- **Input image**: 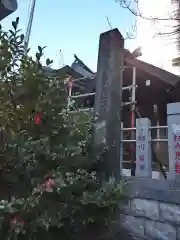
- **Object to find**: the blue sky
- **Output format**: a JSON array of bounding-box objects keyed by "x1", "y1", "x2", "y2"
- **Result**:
[{"x1": 1, "y1": 0, "x2": 136, "y2": 71}]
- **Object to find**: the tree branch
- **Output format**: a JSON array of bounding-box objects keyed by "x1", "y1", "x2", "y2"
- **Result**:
[{"x1": 115, "y1": 0, "x2": 180, "y2": 21}]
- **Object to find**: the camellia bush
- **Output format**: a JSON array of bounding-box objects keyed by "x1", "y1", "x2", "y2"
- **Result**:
[{"x1": 0, "y1": 18, "x2": 127, "y2": 240}]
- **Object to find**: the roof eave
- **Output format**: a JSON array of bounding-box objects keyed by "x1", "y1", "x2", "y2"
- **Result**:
[{"x1": 125, "y1": 57, "x2": 180, "y2": 86}]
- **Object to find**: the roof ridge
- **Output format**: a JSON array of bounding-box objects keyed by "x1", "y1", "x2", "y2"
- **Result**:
[{"x1": 73, "y1": 54, "x2": 94, "y2": 74}]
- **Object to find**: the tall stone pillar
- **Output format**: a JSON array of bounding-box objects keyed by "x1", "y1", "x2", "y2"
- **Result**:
[{"x1": 93, "y1": 28, "x2": 124, "y2": 182}]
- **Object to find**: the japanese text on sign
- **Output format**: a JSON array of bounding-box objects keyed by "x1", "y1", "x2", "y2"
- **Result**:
[
  {"x1": 172, "y1": 124, "x2": 180, "y2": 133},
  {"x1": 136, "y1": 132, "x2": 145, "y2": 171},
  {"x1": 173, "y1": 133, "x2": 180, "y2": 174},
  {"x1": 136, "y1": 118, "x2": 152, "y2": 177}
]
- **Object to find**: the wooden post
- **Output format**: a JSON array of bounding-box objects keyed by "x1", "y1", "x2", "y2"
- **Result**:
[{"x1": 93, "y1": 29, "x2": 124, "y2": 182}]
